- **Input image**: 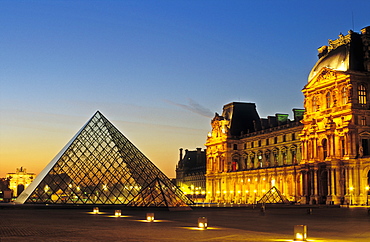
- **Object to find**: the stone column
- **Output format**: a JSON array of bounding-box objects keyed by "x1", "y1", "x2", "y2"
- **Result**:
[
  {"x1": 301, "y1": 170, "x2": 308, "y2": 204},
  {"x1": 327, "y1": 168, "x2": 332, "y2": 196},
  {"x1": 331, "y1": 168, "x2": 337, "y2": 199},
  {"x1": 331, "y1": 134, "x2": 336, "y2": 158},
  {"x1": 310, "y1": 167, "x2": 319, "y2": 204},
  {"x1": 328, "y1": 134, "x2": 332, "y2": 158},
  {"x1": 347, "y1": 132, "x2": 353, "y2": 157},
  {"x1": 303, "y1": 140, "x2": 307, "y2": 160}
]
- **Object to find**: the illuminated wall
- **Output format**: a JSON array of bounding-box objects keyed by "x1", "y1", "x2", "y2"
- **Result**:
[
  {"x1": 300, "y1": 27, "x2": 370, "y2": 205},
  {"x1": 205, "y1": 102, "x2": 303, "y2": 203},
  {"x1": 205, "y1": 26, "x2": 370, "y2": 205}
]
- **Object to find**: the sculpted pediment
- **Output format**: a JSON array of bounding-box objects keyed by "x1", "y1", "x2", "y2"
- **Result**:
[
  {"x1": 359, "y1": 131, "x2": 370, "y2": 137},
  {"x1": 304, "y1": 67, "x2": 339, "y2": 89}
]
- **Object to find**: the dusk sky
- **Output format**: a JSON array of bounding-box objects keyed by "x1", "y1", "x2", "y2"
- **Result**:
[{"x1": 1, "y1": 1, "x2": 369, "y2": 178}]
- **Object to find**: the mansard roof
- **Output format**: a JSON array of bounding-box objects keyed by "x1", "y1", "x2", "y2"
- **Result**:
[
  {"x1": 219, "y1": 102, "x2": 303, "y2": 137},
  {"x1": 177, "y1": 148, "x2": 206, "y2": 174},
  {"x1": 222, "y1": 102, "x2": 261, "y2": 136}
]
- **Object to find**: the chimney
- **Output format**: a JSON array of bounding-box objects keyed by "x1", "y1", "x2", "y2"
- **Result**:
[
  {"x1": 179, "y1": 148, "x2": 183, "y2": 161},
  {"x1": 293, "y1": 108, "x2": 305, "y2": 121},
  {"x1": 196, "y1": 148, "x2": 202, "y2": 165}
]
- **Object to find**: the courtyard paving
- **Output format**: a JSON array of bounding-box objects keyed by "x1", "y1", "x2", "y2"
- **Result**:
[{"x1": 0, "y1": 204, "x2": 369, "y2": 241}]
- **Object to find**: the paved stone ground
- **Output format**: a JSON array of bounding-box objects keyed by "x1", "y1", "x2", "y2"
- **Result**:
[{"x1": 0, "y1": 205, "x2": 370, "y2": 241}]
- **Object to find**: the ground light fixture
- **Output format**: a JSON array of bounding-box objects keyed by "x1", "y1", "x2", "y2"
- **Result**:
[
  {"x1": 293, "y1": 225, "x2": 307, "y2": 241},
  {"x1": 93, "y1": 207, "x2": 99, "y2": 214},
  {"x1": 146, "y1": 213, "x2": 154, "y2": 222},
  {"x1": 114, "y1": 210, "x2": 121, "y2": 217},
  {"x1": 198, "y1": 217, "x2": 208, "y2": 229}
]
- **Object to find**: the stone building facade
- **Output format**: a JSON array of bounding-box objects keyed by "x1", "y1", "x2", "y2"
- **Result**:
[
  {"x1": 205, "y1": 103, "x2": 304, "y2": 204},
  {"x1": 176, "y1": 148, "x2": 206, "y2": 202},
  {"x1": 205, "y1": 26, "x2": 370, "y2": 205}
]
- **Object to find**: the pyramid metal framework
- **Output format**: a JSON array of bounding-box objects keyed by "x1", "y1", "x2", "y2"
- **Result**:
[
  {"x1": 15, "y1": 111, "x2": 193, "y2": 208},
  {"x1": 257, "y1": 186, "x2": 290, "y2": 204}
]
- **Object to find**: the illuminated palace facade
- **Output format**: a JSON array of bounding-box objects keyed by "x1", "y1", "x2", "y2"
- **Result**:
[{"x1": 205, "y1": 26, "x2": 370, "y2": 205}]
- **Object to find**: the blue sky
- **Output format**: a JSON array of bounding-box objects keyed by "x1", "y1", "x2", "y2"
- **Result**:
[{"x1": 1, "y1": 1, "x2": 369, "y2": 177}]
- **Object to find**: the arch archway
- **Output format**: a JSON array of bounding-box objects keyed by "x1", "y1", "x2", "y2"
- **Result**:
[
  {"x1": 17, "y1": 184, "x2": 25, "y2": 196},
  {"x1": 318, "y1": 165, "x2": 328, "y2": 204}
]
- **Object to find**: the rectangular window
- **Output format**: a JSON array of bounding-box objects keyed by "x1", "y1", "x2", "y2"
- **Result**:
[
  {"x1": 266, "y1": 139, "x2": 269, "y2": 145},
  {"x1": 361, "y1": 116, "x2": 367, "y2": 126},
  {"x1": 251, "y1": 142, "x2": 254, "y2": 148},
  {"x1": 358, "y1": 84, "x2": 367, "y2": 106},
  {"x1": 362, "y1": 139, "x2": 370, "y2": 156}
]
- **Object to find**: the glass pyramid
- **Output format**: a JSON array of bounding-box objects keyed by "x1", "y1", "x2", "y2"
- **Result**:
[
  {"x1": 15, "y1": 111, "x2": 193, "y2": 208},
  {"x1": 257, "y1": 186, "x2": 290, "y2": 204}
]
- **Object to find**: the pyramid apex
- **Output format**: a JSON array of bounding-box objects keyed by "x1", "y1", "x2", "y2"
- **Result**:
[{"x1": 92, "y1": 110, "x2": 104, "y2": 118}]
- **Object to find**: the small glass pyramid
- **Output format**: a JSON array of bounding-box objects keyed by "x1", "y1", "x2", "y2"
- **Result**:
[
  {"x1": 15, "y1": 111, "x2": 193, "y2": 208},
  {"x1": 257, "y1": 186, "x2": 290, "y2": 204}
]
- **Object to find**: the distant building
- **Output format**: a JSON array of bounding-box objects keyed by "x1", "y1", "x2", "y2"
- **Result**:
[
  {"x1": 6, "y1": 167, "x2": 35, "y2": 197},
  {"x1": 0, "y1": 178, "x2": 11, "y2": 201},
  {"x1": 205, "y1": 26, "x2": 370, "y2": 205},
  {"x1": 176, "y1": 148, "x2": 206, "y2": 201}
]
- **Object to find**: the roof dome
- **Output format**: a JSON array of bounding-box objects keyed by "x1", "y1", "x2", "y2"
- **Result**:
[
  {"x1": 307, "y1": 27, "x2": 370, "y2": 83},
  {"x1": 308, "y1": 44, "x2": 349, "y2": 82}
]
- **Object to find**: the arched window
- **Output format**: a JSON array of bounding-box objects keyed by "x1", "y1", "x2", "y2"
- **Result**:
[
  {"x1": 249, "y1": 153, "x2": 255, "y2": 169},
  {"x1": 257, "y1": 152, "x2": 263, "y2": 168},
  {"x1": 322, "y1": 139, "x2": 328, "y2": 160},
  {"x1": 291, "y1": 146, "x2": 297, "y2": 164},
  {"x1": 219, "y1": 156, "x2": 224, "y2": 172},
  {"x1": 342, "y1": 87, "x2": 348, "y2": 105},
  {"x1": 265, "y1": 150, "x2": 270, "y2": 167},
  {"x1": 272, "y1": 148, "x2": 279, "y2": 166},
  {"x1": 326, "y1": 92, "x2": 331, "y2": 108},
  {"x1": 312, "y1": 96, "x2": 318, "y2": 112},
  {"x1": 232, "y1": 159, "x2": 238, "y2": 171},
  {"x1": 358, "y1": 84, "x2": 367, "y2": 106},
  {"x1": 281, "y1": 147, "x2": 287, "y2": 165},
  {"x1": 244, "y1": 156, "x2": 248, "y2": 170}
]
